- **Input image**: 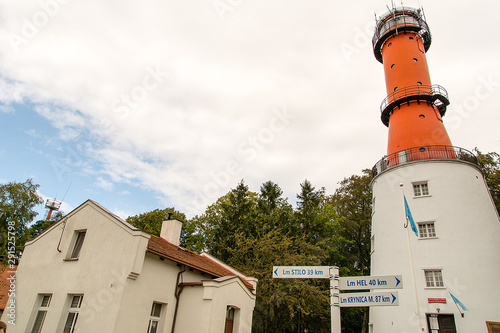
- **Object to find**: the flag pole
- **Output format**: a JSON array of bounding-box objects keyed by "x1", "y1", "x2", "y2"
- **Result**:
[{"x1": 399, "y1": 184, "x2": 424, "y2": 332}]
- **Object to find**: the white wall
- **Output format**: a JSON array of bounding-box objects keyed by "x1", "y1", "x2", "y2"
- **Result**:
[
  {"x1": 10, "y1": 201, "x2": 150, "y2": 333},
  {"x1": 9, "y1": 200, "x2": 257, "y2": 333},
  {"x1": 175, "y1": 277, "x2": 256, "y2": 333},
  {"x1": 370, "y1": 160, "x2": 500, "y2": 332}
]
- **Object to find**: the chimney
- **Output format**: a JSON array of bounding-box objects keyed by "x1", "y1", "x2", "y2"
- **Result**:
[{"x1": 160, "y1": 216, "x2": 183, "y2": 246}]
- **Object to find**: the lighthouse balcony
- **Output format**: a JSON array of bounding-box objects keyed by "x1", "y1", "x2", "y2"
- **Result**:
[
  {"x1": 371, "y1": 145, "x2": 478, "y2": 177},
  {"x1": 380, "y1": 84, "x2": 449, "y2": 126},
  {"x1": 373, "y1": 7, "x2": 431, "y2": 63}
]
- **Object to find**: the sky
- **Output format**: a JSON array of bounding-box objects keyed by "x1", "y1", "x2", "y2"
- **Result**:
[{"x1": 0, "y1": 0, "x2": 499, "y2": 220}]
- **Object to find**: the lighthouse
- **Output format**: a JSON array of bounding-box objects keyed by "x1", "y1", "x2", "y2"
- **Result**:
[{"x1": 369, "y1": 6, "x2": 500, "y2": 333}]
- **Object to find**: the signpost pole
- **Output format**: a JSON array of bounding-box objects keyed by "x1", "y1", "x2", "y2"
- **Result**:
[{"x1": 330, "y1": 267, "x2": 341, "y2": 333}]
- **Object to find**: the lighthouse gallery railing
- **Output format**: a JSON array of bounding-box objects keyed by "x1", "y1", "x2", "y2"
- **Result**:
[{"x1": 371, "y1": 145, "x2": 478, "y2": 177}]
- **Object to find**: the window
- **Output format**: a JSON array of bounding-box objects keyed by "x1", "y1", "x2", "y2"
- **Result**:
[
  {"x1": 418, "y1": 222, "x2": 436, "y2": 238},
  {"x1": 424, "y1": 270, "x2": 444, "y2": 288},
  {"x1": 63, "y1": 295, "x2": 83, "y2": 333},
  {"x1": 413, "y1": 182, "x2": 429, "y2": 196},
  {"x1": 224, "y1": 306, "x2": 235, "y2": 333},
  {"x1": 147, "y1": 302, "x2": 162, "y2": 333},
  {"x1": 69, "y1": 230, "x2": 86, "y2": 259},
  {"x1": 31, "y1": 294, "x2": 52, "y2": 333}
]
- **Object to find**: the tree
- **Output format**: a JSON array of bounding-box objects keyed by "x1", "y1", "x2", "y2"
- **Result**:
[
  {"x1": 29, "y1": 210, "x2": 64, "y2": 239},
  {"x1": 189, "y1": 180, "x2": 258, "y2": 262},
  {"x1": 475, "y1": 149, "x2": 500, "y2": 215},
  {"x1": 327, "y1": 169, "x2": 373, "y2": 333},
  {"x1": 227, "y1": 230, "x2": 329, "y2": 333},
  {"x1": 0, "y1": 179, "x2": 43, "y2": 264},
  {"x1": 126, "y1": 208, "x2": 186, "y2": 236}
]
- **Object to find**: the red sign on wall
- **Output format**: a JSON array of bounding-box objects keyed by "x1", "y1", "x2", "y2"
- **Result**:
[{"x1": 428, "y1": 298, "x2": 447, "y2": 304}]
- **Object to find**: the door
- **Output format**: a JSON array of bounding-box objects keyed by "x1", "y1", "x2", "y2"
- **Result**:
[
  {"x1": 224, "y1": 307, "x2": 235, "y2": 333},
  {"x1": 427, "y1": 314, "x2": 457, "y2": 333},
  {"x1": 438, "y1": 314, "x2": 457, "y2": 333}
]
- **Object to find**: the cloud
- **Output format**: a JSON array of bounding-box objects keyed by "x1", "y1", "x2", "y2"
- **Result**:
[
  {"x1": 95, "y1": 177, "x2": 114, "y2": 192},
  {"x1": 0, "y1": 105, "x2": 15, "y2": 113},
  {"x1": 1, "y1": 0, "x2": 499, "y2": 216}
]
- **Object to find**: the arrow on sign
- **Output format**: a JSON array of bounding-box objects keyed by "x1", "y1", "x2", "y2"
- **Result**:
[
  {"x1": 274, "y1": 268, "x2": 278, "y2": 276},
  {"x1": 391, "y1": 293, "x2": 397, "y2": 304},
  {"x1": 395, "y1": 277, "x2": 401, "y2": 287}
]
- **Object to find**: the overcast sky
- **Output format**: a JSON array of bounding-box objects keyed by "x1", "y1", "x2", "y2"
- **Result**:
[{"x1": 1, "y1": 0, "x2": 499, "y2": 219}]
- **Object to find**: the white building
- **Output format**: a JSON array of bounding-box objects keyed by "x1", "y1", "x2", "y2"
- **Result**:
[
  {"x1": 369, "y1": 6, "x2": 500, "y2": 333},
  {"x1": 6, "y1": 200, "x2": 257, "y2": 333}
]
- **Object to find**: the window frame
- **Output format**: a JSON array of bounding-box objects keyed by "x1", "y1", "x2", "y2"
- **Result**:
[
  {"x1": 424, "y1": 269, "x2": 444, "y2": 288},
  {"x1": 418, "y1": 221, "x2": 437, "y2": 239},
  {"x1": 63, "y1": 294, "x2": 83, "y2": 333},
  {"x1": 31, "y1": 294, "x2": 52, "y2": 333},
  {"x1": 66, "y1": 230, "x2": 87, "y2": 260},
  {"x1": 147, "y1": 302, "x2": 163, "y2": 333},
  {"x1": 412, "y1": 181, "x2": 430, "y2": 197}
]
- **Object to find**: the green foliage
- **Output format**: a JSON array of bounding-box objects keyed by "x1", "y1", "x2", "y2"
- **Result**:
[
  {"x1": 188, "y1": 179, "x2": 348, "y2": 332},
  {"x1": 327, "y1": 169, "x2": 372, "y2": 276},
  {"x1": 125, "y1": 208, "x2": 186, "y2": 236},
  {"x1": 475, "y1": 148, "x2": 500, "y2": 215},
  {"x1": 29, "y1": 211, "x2": 64, "y2": 239},
  {"x1": 327, "y1": 169, "x2": 372, "y2": 333},
  {"x1": 0, "y1": 178, "x2": 43, "y2": 263}
]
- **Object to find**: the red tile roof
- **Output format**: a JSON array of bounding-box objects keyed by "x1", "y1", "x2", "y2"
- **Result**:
[
  {"x1": 0, "y1": 265, "x2": 17, "y2": 311},
  {"x1": 147, "y1": 235, "x2": 254, "y2": 290}
]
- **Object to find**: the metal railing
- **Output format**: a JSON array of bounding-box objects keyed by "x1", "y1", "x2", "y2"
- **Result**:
[
  {"x1": 372, "y1": 7, "x2": 431, "y2": 63},
  {"x1": 372, "y1": 145, "x2": 478, "y2": 177},
  {"x1": 380, "y1": 84, "x2": 449, "y2": 126}
]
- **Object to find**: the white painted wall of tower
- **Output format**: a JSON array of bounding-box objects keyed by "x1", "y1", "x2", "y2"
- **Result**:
[{"x1": 370, "y1": 159, "x2": 500, "y2": 332}]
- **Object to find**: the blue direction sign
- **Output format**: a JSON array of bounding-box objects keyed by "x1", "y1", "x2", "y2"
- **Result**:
[
  {"x1": 273, "y1": 266, "x2": 331, "y2": 279},
  {"x1": 338, "y1": 291, "x2": 399, "y2": 307},
  {"x1": 339, "y1": 275, "x2": 403, "y2": 290}
]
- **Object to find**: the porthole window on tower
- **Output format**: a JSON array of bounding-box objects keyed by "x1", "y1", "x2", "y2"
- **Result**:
[
  {"x1": 417, "y1": 81, "x2": 422, "y2": 85},
  {"x1": 394, "y1": 87, "x2": 398, "y2": 91},
  {"x1": 413, "y1": 181, "x2": 429, "y2": 196},
  {"x1": 391, "y1": 64, "x2": 395, "y2": 68},
  {"x1": 413, "y1": 58, "x2": 418, "y2": 62},
  {"x1": 409, "y1": 36, "x2": 414, "y2": 40},
  {"x1": 388, "y1": 42, "x2": 392, "y2": 47}
]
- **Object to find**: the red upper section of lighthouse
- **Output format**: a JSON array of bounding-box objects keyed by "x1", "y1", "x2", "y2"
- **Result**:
[{"x1": 372, "y1": 7, "x2": 453, "y2": 157}]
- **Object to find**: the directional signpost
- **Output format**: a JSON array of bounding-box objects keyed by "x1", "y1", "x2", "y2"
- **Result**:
[
  {"x1": 339, "y1": 275, "x2": 403, "y2": 290},
  {"x1": 273, "y1": 266, "x2": 403, "y2": 332},
  {"x1": 338, "y1": 291, "x2": 399, "y2": 307},
  {"x1": 273, "y1": 266, "x2": 330, "y2": 279},
  {"x1": 273, "y1": 266, "x2": 341, "y2": 333}
]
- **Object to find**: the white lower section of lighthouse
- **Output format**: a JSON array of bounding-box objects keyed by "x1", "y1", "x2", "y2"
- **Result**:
[{"x1": 369, "y1": 159, "x2": 500, "y2": 332}]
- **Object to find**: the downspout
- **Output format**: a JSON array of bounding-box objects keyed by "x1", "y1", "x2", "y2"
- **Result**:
[
  {"x1": 56, "y1": 218, "x2": 67, "y2": 252},
  {"x1": 171, "y1": 265, "x2": 186, "y2": 333}
]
